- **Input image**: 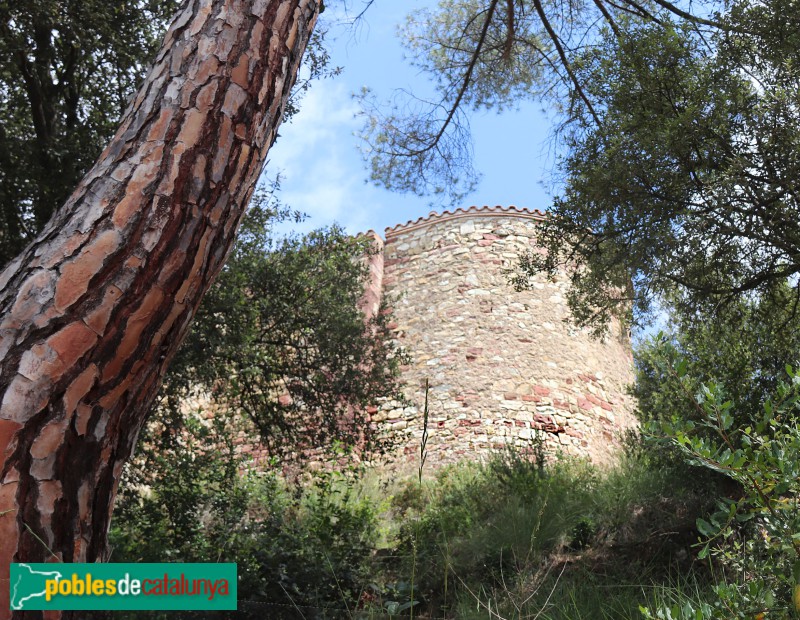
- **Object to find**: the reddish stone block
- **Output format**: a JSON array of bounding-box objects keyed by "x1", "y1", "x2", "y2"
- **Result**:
[
  {"x1": 533, "y1": 385, "x2": 550, "y2": 396},
  {"x1": 578, "y1": 397, "x2": 593, "y2": 411},
  {"x1": 458, "y1": 419, "x2": 481, "y2": 427},
  {"x1": 433, "y1": 244, "x2": 460, "y2": 253},
  {"x1": 466, "y1": 347, "x2": 482, "y2": 362}
]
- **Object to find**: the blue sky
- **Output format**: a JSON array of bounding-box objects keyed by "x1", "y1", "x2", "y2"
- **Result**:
[{"x1": 264, "y1": 0, "x2": 561, "y2": 237}]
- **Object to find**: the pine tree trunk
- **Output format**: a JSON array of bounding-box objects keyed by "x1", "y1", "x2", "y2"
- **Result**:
[{"x1": 0, "y1": 0, "x2": 319, "y2": 615}]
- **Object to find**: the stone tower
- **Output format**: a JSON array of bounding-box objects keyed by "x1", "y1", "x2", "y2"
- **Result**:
[{"x1": 362, "y1": 206, "x2": 636, "y2": 467}]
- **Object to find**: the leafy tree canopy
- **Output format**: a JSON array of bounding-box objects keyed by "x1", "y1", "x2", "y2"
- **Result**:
[
  {"x1": 358, "y1": 0, "x2": 721, "y2": 204},
  {"x1": 0, "y1": 0, "x2": 180, "y2": 266},
  {"x1": 0, "y1": 0, "x2": 336, "y2": 268},
  {"x1": 524, "y1": 0, "x2": 800, "y2": 329},
  {"x1": 635, "y1": 283, "x2": 800, "y2": 444},
  {"x1": 361, "y1": 0, "x2": 799, "y2": 330},
  {"x1": 156, "y1": 193, "x2": 404, "y2": 462}
]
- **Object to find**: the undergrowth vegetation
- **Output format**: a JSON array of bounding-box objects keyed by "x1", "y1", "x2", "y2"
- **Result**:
[
  {"x1": 108, "y1": 331, "x2": 800, "y2": 619},
  {"x1": 109, "y1": 428, "x2": 719, "y2": 619},
  {"x1": 384, "y1": 448, "x2": 711, "y2": 619}
]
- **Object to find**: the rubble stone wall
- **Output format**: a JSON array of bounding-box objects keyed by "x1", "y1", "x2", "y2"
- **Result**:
[{"x1": 368, "y1": 206, "x2": 637, "y2": 467}]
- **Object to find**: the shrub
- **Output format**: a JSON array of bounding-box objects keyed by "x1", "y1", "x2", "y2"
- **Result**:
[
  {"x1": 641, "y1": 339, "x2": 800, "y2": 618},
  {"x1": 110, "y1": 418, "x2": 380, "y2": 619}
]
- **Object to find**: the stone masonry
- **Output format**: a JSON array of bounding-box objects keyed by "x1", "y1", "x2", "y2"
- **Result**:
[{"x1": 362, "y1": 206, "x2": 637, "y2": 467}]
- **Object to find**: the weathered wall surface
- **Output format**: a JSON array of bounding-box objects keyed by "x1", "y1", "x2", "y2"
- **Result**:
[{"x1": 368, "y1": 206, "x2": 636, "y2": 467}]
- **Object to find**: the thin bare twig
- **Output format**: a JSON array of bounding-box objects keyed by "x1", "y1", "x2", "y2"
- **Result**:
[
  {"x1": 401, "y1": 0, "x2": 502, "y2": 157},
  {"x1": 531, "y1": 0, "x2": 602, "y2": 127}
]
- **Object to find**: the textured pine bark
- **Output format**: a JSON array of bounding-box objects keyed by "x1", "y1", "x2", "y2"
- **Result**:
[{"x1": 0, "y1": 0, "x2": 319, "y2": 615}]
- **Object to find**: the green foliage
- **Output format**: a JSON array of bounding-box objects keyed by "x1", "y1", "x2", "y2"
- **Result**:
[
  {"x1": 389, "y1": 448, "x2": 703, "y2": 617},
  {"x1": 519, "y1": 0, "x2": 800, "y2": 330},
  {"x1": 640, "y1": 339, "x2": 800, "y2": 618},
  {"x1": 112, "y1": 424, "x2": 380, "y2": 619},
  {"x1": 464, "y1": 571, "x2": 709, "y2": 620},
  {"x1": 403, "y1": 0, "x2": 547, "y2": 113},
  {"x1": 112, "y1": 412, "x2": 719, "y2": 620},
  {"x1": 111, "y1": 412, "x2": 251, "y2": 566},
  {"x1": 357, "y1": 0, "x2": 551, "y2": 201},
  {"x1": 358, "y1": 0, "x2": 724, "y2": 206},
  {"x1": 0, "y1": 0, "x2": 336, "y2": 269},
  {"x1": 159, "y1": 191, "x2": 405, "y2": 462},
  {"x1": 108, "y1": 185, "x2": 406, "y2": 612},
  {"x1": 0, "y1": 0, "x2": 180, "y2": 266},
  {"x1": 110, "y1": 185, "x2": 403, "y2": 615},
  {"x1": 357, "y1": 0, "x2": 800, "y2": 333},
  {"x1": 635, "y1": 288, "x2": 800, "y2": 461},
  {"x1": 226, "y1": 471, "x2": 379, "y2": 619}
]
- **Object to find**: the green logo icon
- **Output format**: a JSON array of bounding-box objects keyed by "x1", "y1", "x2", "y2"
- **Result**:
[{"x1": 9, "y1": 563, "x2": 237, "y2": 611}]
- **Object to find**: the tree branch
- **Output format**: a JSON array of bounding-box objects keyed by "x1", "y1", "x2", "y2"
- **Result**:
[
  {"x1": 401, "y1": 0, "x2": 502, "y2": 158},
  {"x1": 531, "y1": 0, "x2": 602, "y2": 127}
]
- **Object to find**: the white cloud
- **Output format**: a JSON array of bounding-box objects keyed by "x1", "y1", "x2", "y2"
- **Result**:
[{"x1": 263, "y1": 80, "x2": 375, "y2": 234}]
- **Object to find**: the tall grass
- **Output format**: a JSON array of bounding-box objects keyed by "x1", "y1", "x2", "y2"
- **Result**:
[
  {"x1": 380, "y1": 448, "x2": 712, "y2": 618},
  {"x1": 111, "y1": 443, "x2": 715, "y2": 619}
]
